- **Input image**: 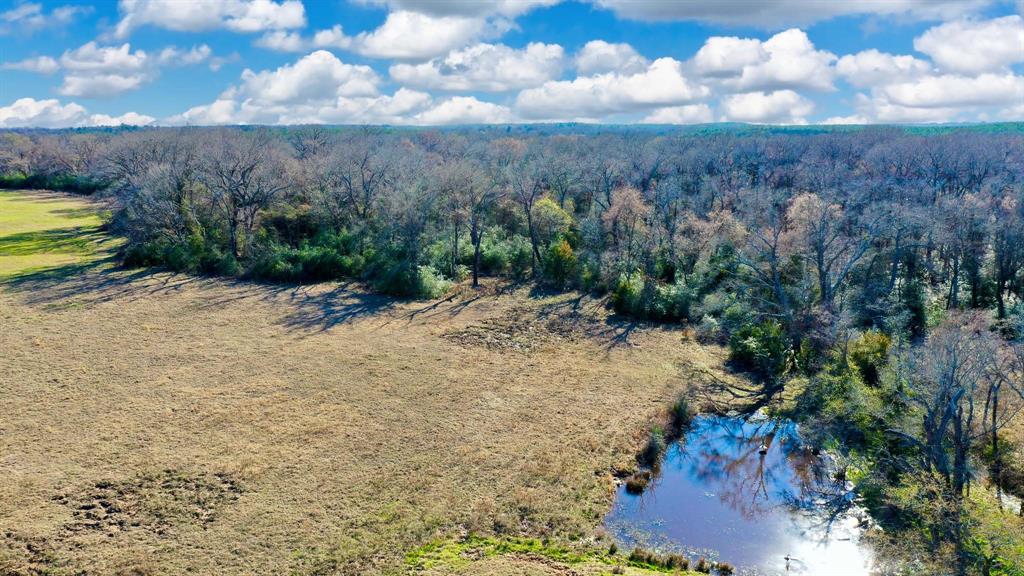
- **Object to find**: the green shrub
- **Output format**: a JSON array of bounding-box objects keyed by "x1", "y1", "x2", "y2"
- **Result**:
[
  {"x1": 123, "y1": 235, "x2": 234, "y2": 276},
  {"x1": 728, "y1": 320, "x2": 790, "y2": 379},
  {"x1": 542, "y1": 238, "x2": 577, "y2": 288},
  {"x1": 795, "y1": 370, "x2": 881, "y2": 450},
  {"x1": 793, "y1": 337, "x2": 819, "y2": 375},
  {"x1": 530, "y1": 197, "x2": 573, "y2": 249},
  {"x1": 248, "y1": 244, "x2": 356, "y2": 283},
  {"x1": 416, "y1": 265, "x2": 453, "y2": 299},
  {"x1": 612, "y1": 271, "x2": 645, "y2": 316},
  {"x1": 202, "y1": 249, "x2": 240, "y2": 276},
  {"x1": 262, "y1": 205, "x2": 323, "y2": 247},
  {"x1": 671, "y1": 394, "x2": 694, "y2": 433},
  {"x1": 666, "y1": 554, "x2": 688, "y2": 570},
  {"x1": 0, "y1": 172, "x2": 108, "y2": 195},
  {"x1": 479, "y1": 232, "x2": 532, "y2": 279},
  {"x1": 628, "y1": 547, "x2": 660, "y2": 566},
  {"x1": 577, "y1": 259, "x2": 600, "y2": 292},
  {"x1": 611, "y1": 272, "x2": 692, "y2": 322},
  {"x1": 900, "y1": 279, "x2": 928, "y2": 339},
  {"x1": 639, "y1": 426, "x2": 667, "y2": 468},
  {"x1": 720, "y1": 301, "x2": 753, "y2": 334},
  {"x1": 122, "y1": 241, "x2": 166, "y2": 269},
  {"x1": 693, "y1": 315, "x2": 721, "y2": 343},
  {"x1": 651, "y1": 279, "x2": 692, "y2": 321},
  {"x1": 423, "y1": 238, "x2": 474, "y2": 277},
  {"x1": 624, "y1": 470, "x2": 652, "y2": 494},
  {"x1": 848, "y1": 330, "x2": 891, "y2": 386},
  {"x1": 369, "y1": 258, "x2": 418, "y2": 297}
]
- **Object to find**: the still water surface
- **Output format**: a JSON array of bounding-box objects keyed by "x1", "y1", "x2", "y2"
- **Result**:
[{"x1": 605, "y1": 415, "x2": 874, "y2": 576}]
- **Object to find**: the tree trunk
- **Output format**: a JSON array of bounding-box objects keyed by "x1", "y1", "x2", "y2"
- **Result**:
[
  {"x1": 525, "y1": 208, "x2": 542, "y2": 277},
  {"x1": 228, "y1": 212, "x2": 240, "y2": 259},
  {"x1": 817, "y1": 248, "x2": 831, "y2": 311},
  {"x1": 470, "y1": 217, "x2": 482, "y2": 288},
  {"x1": 948, "y1": 256, "x2": 960, "y2": 309},
  {"x1": 997, "y1": 278, "x2": 1007, "y2": 319},
  {"x1": 451, "y1": 219, "x2": 460, "y2": 278},
  {"x1": 992, "y1": 389, "x2": 1002, "y2": 505}
]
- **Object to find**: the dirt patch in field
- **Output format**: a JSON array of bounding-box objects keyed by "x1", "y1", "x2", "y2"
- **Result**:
[
  {"x1": 0, "y1": 531, "x2": 64, "y2": 576},
  {"x1": 55, "y1": 470, "x2": 242, "y2": 537}
]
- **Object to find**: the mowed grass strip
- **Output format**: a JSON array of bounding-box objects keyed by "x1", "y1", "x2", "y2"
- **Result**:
[{"x1": 0, "y1": 190, "x2": 120, "y2": 279}]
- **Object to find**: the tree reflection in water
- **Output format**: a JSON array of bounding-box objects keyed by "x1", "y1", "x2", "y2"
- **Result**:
[{"x1": 605, "y1": 415, "x2": 872, "y2": 575}]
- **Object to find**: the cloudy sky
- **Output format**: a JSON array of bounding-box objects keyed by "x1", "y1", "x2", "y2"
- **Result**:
[{"x1": 0, "y1": 0, "x2": 1022, "y2": 127}]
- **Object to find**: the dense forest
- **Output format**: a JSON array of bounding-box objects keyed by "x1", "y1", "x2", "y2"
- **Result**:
[{"x1": 2, "y1": 125, "x2": 1023, "y2": 574}]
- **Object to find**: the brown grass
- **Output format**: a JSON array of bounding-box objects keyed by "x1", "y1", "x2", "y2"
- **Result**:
[{"x1": 0, "y1": 253, "x2": 740, "y2": 574}]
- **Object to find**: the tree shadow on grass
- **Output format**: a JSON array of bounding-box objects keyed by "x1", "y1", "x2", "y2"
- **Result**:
[
  {"x1": 396, "y1": 291, "x2": 483, "y2": 325},
  {"x1": 531, "y1": 290, "x2": 644, "y2": 351},
  {"x1": 0, "y1": 226, "x2": 107, "y2": 256},
  {"x1": 274, "y1": 282, "x2": 399, "y2": 333},
  {"x1": 4, "y1": 256, "x2": 404, "y2": 335},
  {"x1": 49, "y1": 207, "x2": 103, "y2": 219},
  {"x1": 2, "y1": 258, "x2": 191, "y2": 307}
]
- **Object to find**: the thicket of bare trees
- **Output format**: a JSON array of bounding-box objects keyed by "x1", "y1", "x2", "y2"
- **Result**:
[{"x1": 2, "y1": 125, "x2": 1023, "y2": 572}]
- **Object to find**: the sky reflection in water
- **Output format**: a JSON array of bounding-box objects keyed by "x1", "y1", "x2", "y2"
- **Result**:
[{"x1": 605, "y1": 415, "x2": 874, "y2": 576}]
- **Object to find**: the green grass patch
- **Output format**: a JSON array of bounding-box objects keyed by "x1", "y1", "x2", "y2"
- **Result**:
[
  {"x1": 405, "y1": 535, "x2": 703, "y2": 574},
  {"x1": 0, "y1": 190, "x2": 120, "y2": 279}
]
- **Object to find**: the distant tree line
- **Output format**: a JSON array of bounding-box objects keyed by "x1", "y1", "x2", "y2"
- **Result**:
[{"x1": 2, "y1": 125, "x2": 1023, "y2": 573}]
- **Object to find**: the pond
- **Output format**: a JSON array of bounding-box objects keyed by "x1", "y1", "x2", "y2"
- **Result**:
[{"x1": 605, "y1": 414, "x2": 875, "y2": 576}]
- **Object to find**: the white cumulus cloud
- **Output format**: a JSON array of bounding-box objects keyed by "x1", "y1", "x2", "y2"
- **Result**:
[
  {"x1": 0, "y1": 97, "x2": 86, "y2": 128},
  {"x1": 353, "y1": 11, "x2": 499, "y2": 59},
  {"x1": 694, "y1": 29, "x2": 836, "y2": 91},
  {"x1": 913, "y1": 15, "x2": 1024, "y2": 74},
  {"x1": 574, "y1": 40, "x2": 648, "y2": 75},
  {"x1": 590, "y1": 0, "x2": 992, "y2": 27},
  {"x1": 86, "y1": 111, "x2": 157, "y2": 126},
  {"x1": 59, "y1": 74, "x2": 149, "y2": 98},
  {"x1": 113, "y1": 0, "x2": 305, "y2": 38},
  {"x1": 877, "y1": 73, "x2": 1024, "y2": 109},
  {"x1": 0, "y1": 97, "x2": 153, "y2": 128},
  {"x1": 841, "y1": 93, "x2": 961, "y2": 123},
  {"x1": 515, "y1": 57, "x2": 709, "y2": 120},
  {"x1": 720, "y1": 90, "x2": 814, "y2": 124},
  {"x1": 642, "y1": 104, "x2": 714, "y2": 124},
  {"x1": 836, "y1": 49, "x2": 932, "y2": 87},
  {"x1": 411, "y1": 96, "x2": 513, "y2": 124},
  {"x1": 693, "y1": 37, "x2": 765, "y2": 76},
  {"x1": 256, "y1": 11, "x2": 506, "y2": 60},
  {"x1": 0, "y1": 2, "x2": 90, "y2": 35},
  {"x1": 168, "y1": 50, "x2": 512, "y2": 125},
  {"x1": 230, "y1": 50, "x2": 380, "y2": 106},
  {"x1": 255, "y1": 25, "x2": 352, "y2": 52},
  {"x1": 157, "y1": 45, "x2": 213, "y2": 66},
  {"x1": 0, "y1": 55, "x2": 60, "y2": 74},
  {"x1": 353, "y1": 0, "x2": 558, "y2": 18},
  {"x1": 52, "y1": 41, "x2": 214, "y2": 98},
  {"x1": 60, "y1": 41, "x2": 149, "y2": 73},
  {"x1": 389, "y1": 42, "x2": 564, "y2": 91}
]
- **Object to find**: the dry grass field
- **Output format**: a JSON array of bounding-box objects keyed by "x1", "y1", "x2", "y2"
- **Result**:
[{"x1": 0, "y1": 190, "x2": 744, "y2": 575}]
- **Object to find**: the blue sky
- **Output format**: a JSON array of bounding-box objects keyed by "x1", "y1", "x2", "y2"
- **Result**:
[{"x1": 0, "y1": 0, "x2": 1021, "y2": 127}]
